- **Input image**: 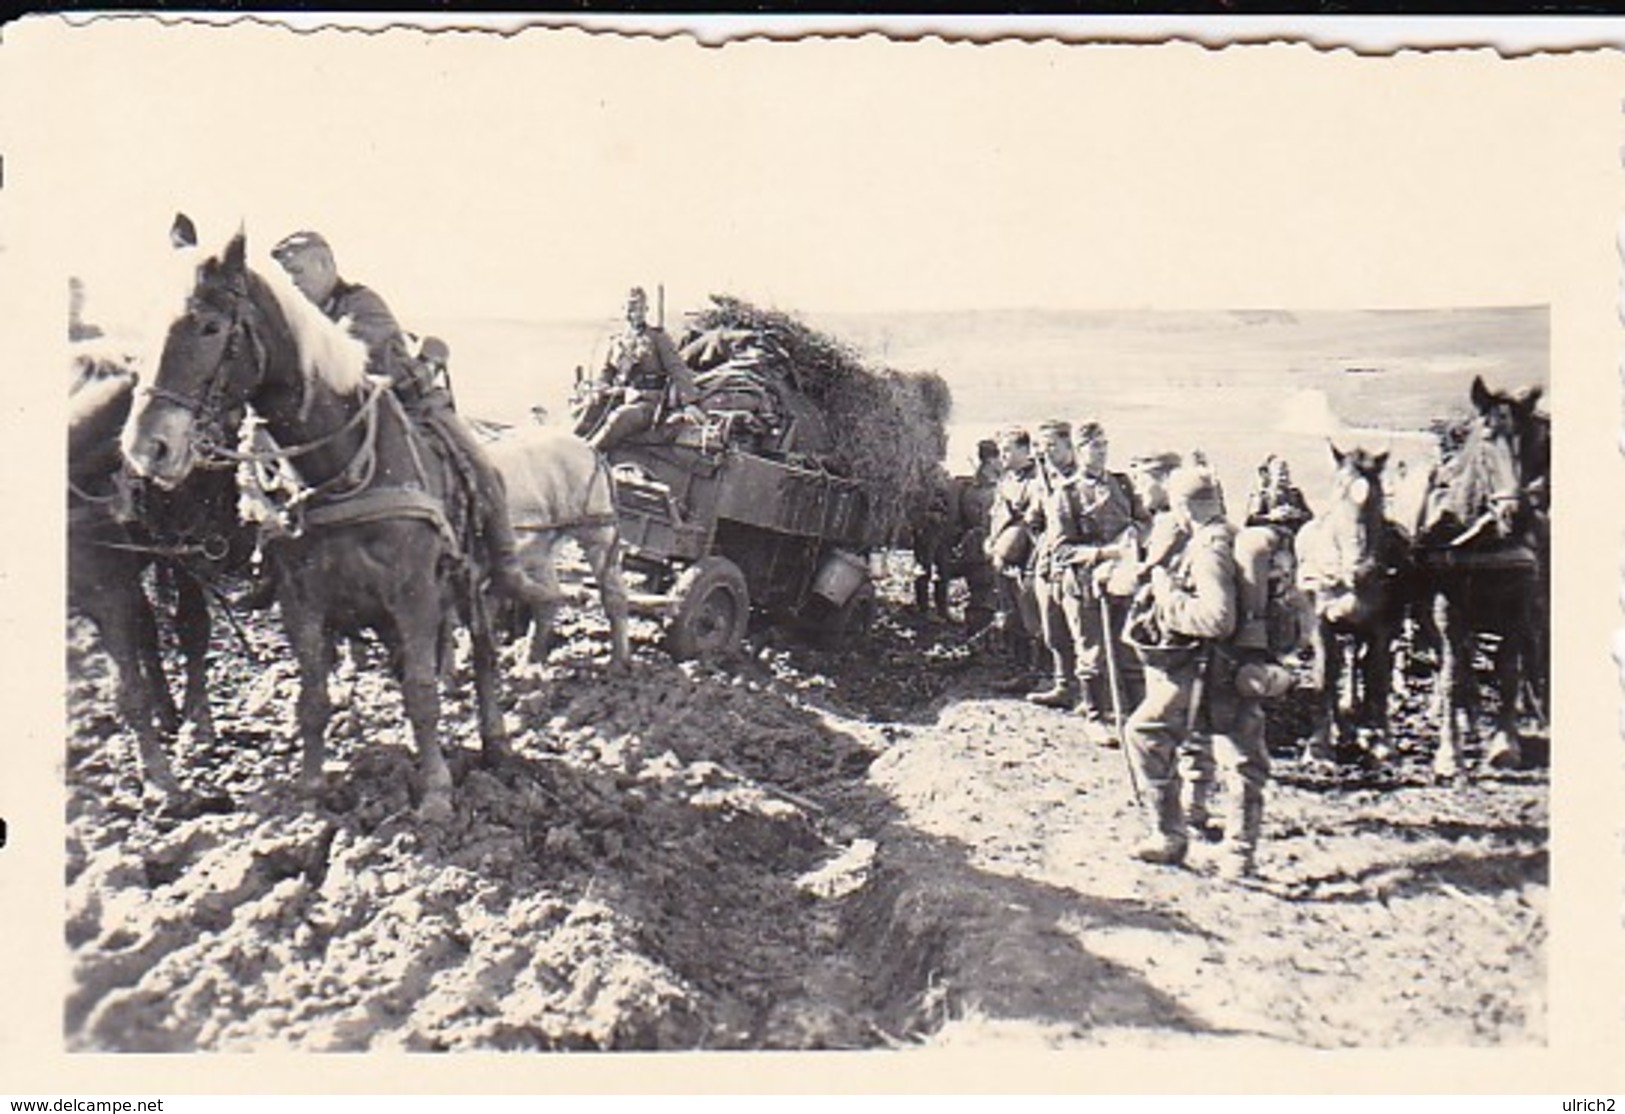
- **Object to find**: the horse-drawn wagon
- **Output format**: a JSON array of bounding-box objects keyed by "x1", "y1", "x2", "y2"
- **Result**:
[{"x1": 604, "y1": 432, "x2": 882, "y2": 660}]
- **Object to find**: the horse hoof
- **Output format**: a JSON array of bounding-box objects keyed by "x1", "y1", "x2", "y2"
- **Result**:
[
  {"x1": 418, "y1": 792, "x2": 454, "y2": 825},
  {"x1": 1430, "y1": 758, "x2": 1461, "y2": 784}
]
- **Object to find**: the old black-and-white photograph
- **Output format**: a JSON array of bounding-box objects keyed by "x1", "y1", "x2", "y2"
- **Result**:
[{"x1": 10, "y1": 15, "x2": 1614, "y2": 1084}]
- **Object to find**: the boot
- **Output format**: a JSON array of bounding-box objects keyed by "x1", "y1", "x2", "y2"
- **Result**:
[
  {"x1": 913, "y1": 575, "x2": 931, "y2": 614},
  {"x1": 932, "y1": 579, "x2": 952, "y2": 623},
  {"x1": 1026, "y1": 678, "x2": 1078, "y2": 709},
  {"x1": 485, "y1": 511, "x2": 561, "y2": 610},
  {"x1": 1133, "y1": 780, "x2": 1189, "y2": 866},
  {"x1": 1217, "y1": 785, "x2": 1264, "y2": 880},
  {"x1": 1075, "y1": 678, "x2": 1117, "y2": 745},
  {"x1": 1186, "y1": 771, "x2": 1221, "y2": 842}
]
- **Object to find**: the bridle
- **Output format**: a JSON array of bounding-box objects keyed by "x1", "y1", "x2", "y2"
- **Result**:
[{"x1": 144, "y1": 279, "x2": 386, "y2": 494}]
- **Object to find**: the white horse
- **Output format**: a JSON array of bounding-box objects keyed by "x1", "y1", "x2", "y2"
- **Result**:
[{"x1": 485, "y1": 425, "x2": 632, "y2": 669}]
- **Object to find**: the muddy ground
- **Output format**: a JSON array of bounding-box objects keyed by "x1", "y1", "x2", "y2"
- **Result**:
[{"x1": 64, "y1": 554, "x2": 1547, "y2": 1051}]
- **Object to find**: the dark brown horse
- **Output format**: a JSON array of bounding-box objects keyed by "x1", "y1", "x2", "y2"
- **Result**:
[
  {"x1": 69, "y1": 357, "x2": 250, "y2": 799},
  {"x1": 1295, "y1": 445, "x2": 1413, "y2": 765},
  {"x1": 124, "y1": 225, "x2": 504, "y2": 821},
  {"x1": 1413, "y1": 376, "x2": 1548, "y2": 777}
]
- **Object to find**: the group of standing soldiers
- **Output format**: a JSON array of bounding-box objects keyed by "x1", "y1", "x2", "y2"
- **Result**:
[{"x1": 966, "y1": 421, "x2": 1312, "y2": 880}]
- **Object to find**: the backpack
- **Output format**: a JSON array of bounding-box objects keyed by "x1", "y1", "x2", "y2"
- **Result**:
[{"x1": 1233, "y1": 524, "x2": 1312, "y2": 660}]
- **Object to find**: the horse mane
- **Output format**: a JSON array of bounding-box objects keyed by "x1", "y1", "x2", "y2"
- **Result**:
[
  {"x1": 250, "y1": 254, "x2": 370, "y2": 397},
  {"x1": 69, "y1": 366, "x2": 136, "y2": 477},
  {"x1": 1417, "y1": 419, "x2": 1521, "y2": 539}
]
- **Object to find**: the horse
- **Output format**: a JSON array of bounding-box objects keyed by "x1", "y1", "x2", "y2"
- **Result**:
[
  {"x1": 483, "y1": 425, "x2": 631, "y2": 668},
  {"x1": 69, "y1": 356, "x2": 251, "y2": 800},
  {"x1": 123, "y1": 223, "x2": 507, "y2": 821},
  {"x1": 1294, "y1": 445, "x2": 1414, "y2": 766},
  {"x1": 1411, "y1": 376, "x2": 1548, "y2": 778}
]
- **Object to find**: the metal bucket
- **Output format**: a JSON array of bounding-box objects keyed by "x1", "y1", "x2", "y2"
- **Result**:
[{"x1": 812, "y1": 548, "x2": 869, "y2": 606}]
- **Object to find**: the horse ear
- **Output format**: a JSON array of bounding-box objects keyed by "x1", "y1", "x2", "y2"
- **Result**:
[
  {"x1": 1328, "y1": 441, "x2": 1345, "y2": 466},
  {"x1": 169, "y1": 212, "x2": 197, "y2": 249},
  {"x1": 1519, "y1": 386, "x2": 1544, "y2": 414},
  {"x1": 222, "y1": 231, "x2": 247, "y2": 274},
  {"x1": 1470, "y1": 375, "x2": 1492, "y2": 413},
  {"x1": 1373, "y1": 450, "x2": 1389, "y2": 473}
]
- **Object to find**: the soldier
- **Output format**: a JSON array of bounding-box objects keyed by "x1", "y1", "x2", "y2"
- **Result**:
[
  {"x1": 269, "y1": 230, "x2": 555, "y2": 611},
  {"x1": 1081, "y1": 422, "x2": 1148, "y2": 747},
  {"x1": 1025, "y1": 420, "x2": 1135, "y2": 735},
  {"x1": 986, "y1": 427, "x2": 1045, "y2": 693},
  {"x1": 1127, "y1": 452, "x2": 1219, "y2": 840},
  {"x1": 952, "y1": 439, "x2": 1002, "y2": 633},
  {"x1": 1122, "y1": 467, "x2": 1240, "y2": 870},
  {"x1": 576, "y1": 287, "x2": 699, "y2": 452},
  {"x1": 1244, "y1": 453, "x2": 1314, "y2": 536}
]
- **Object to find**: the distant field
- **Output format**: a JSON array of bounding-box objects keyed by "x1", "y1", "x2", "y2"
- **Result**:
[{"x1": 418, "y1": 306, "x2": 1549, "y2": 530}]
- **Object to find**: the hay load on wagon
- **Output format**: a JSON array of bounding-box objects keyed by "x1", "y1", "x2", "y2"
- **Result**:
[{"x1": 678, "y1": 294, "x2": 953, "y2": 540}]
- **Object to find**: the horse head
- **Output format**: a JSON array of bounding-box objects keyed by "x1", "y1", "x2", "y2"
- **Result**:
[
  {"x1": 125, "y1": 220, "x2": 269, "y2": 490},
  {"x1": 1324, "y1": 442, "x2": 1391, "y2": 586},
  {"x1": 1418, "y1": 376, "x2": 1546, "y2": 548}
]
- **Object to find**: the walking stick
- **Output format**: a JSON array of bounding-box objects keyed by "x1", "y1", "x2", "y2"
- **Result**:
[{"x1": 1099, "y1": 592, "x2": 1142, "y2": 807}]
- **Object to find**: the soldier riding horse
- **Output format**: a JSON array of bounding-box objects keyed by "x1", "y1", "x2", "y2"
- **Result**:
[{"x1": 125, "y1": 222, "x2": 528, "y2": 821}]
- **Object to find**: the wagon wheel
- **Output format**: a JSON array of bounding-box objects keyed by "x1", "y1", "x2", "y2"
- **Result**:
[{"x1": 666, "y1": 556, "x2": 750, "y2": 660}]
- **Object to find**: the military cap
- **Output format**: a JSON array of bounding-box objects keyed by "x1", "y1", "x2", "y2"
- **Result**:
[
  {"x1": 1167, "y1": 466, "x2": 1222, "y2": 507},
  {"x1": 1129, "y1": 450, "x2": 1183, "y2": 475},
  {"x1": 1074, "y1": 420, "x2": 1106, "y2": 444},
  {"x1": 976, "y1": 438, "x2": 1000, "y2": 460},
  {"x1": 1035, "y1": 418, "x2": 1072, "y2": 440},
  {"x1": 994, "y1": 425, "x2": 1030, "y2": 447},
  {"x1": 419, "y1": 336, "x2": 451, "y2": 365},
  {"x1": 271, "y1": 230, "x2": 332, "y2": 261}
]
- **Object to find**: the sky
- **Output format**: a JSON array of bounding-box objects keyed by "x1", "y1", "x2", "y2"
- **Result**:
[{"x1": 5, "y1": 17, "x2": 1614, "y2": 345}]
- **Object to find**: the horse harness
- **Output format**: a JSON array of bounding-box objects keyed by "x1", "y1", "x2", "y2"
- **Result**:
[
  {"x1": 149, "y1": 284, "x2": 463, "y2": 556},
  {"x1": 510, "y1": 449, "x2": 620, "y2": 534}
]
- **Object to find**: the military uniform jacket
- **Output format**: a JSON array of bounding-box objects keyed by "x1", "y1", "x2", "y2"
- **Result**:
[
  {"x1": 322, "y1": 281, "x2": 414, "y2": 386},
  {"x1": 1034, "y1": 467, "x2": 1139, "y2": 598},
  {"x1": 1154, "y1": 519, "x2": 1238, "y2": 643},
  {"x1": 987, "y1": 465, "x2": 1039, "y2": 570},
  {"x1": 601, "y1": 325, "x2": 699, "y2": 408}
]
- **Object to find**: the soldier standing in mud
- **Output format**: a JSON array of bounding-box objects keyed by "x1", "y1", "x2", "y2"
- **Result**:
[
  {"x1": 985, "y1": 426, "x2": 1045, "y2": 694},
  {"x1": 1025, "y1": 420, "x2": 1135, "y2": 737},
  {"x1": 1084, "y1": 422, "x2": 1149, "y2": 747},
  {"x1": 1128, "y1": 452, "x2": 1220, "y2": 841},
  {"x1": 1124, "y1": 467, "x2": 1271, "y2": 878},
  {"x1": 952, "y1": 439, "x2": 1002, "y2": 634},
  {"x1": 576, "y1": 286, "x2": 699, "y2": 452}
]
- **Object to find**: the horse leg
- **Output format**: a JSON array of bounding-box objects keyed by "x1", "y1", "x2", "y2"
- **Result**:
[
  {"x1": 1365, "y1": 622, "x2": 1395, "y2": 764},
  {"x1": 284, "y1": 605, "x2": 337, "y2": 801},
  {"x1": 398, "y1": 613, "x2": 455, "y2": 823},
  {"x1": 1486, "y1": 629, "x2": 1524, "y2": 769},
  {"x1": 464, "y1": 582, "x2": 511, "y2": 767},
  {"x1": 96, "y1": 588, "x2": 183, "y2": 797},
  {"x1": 518, "y1": 532, "x2": 564, "y2": 665},
  {"x1": 174, "y1": 572, "x2": 216, "y2": 752},
  {"x1": 1305, "y1": 618, "x2": 1336, "y2": 763},
  {"x1": 1431, "y1": 594, "x2": 1464, "y2": 781},
  {"x1": 133, "y1": 582, "x2": 182, "y2": 736},
  {"x1": 584, "y1": 527, "x2": 632, "y2": 672}
]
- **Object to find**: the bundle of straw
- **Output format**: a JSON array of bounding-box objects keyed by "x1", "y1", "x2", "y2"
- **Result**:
[{"x1": 685, "y1": 295, "x2": 952, "y2": 539}]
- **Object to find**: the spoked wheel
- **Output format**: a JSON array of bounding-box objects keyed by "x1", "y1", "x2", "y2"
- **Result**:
[{"x1": 666, "y1": 556, "x2": 750, "y2": 661}]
